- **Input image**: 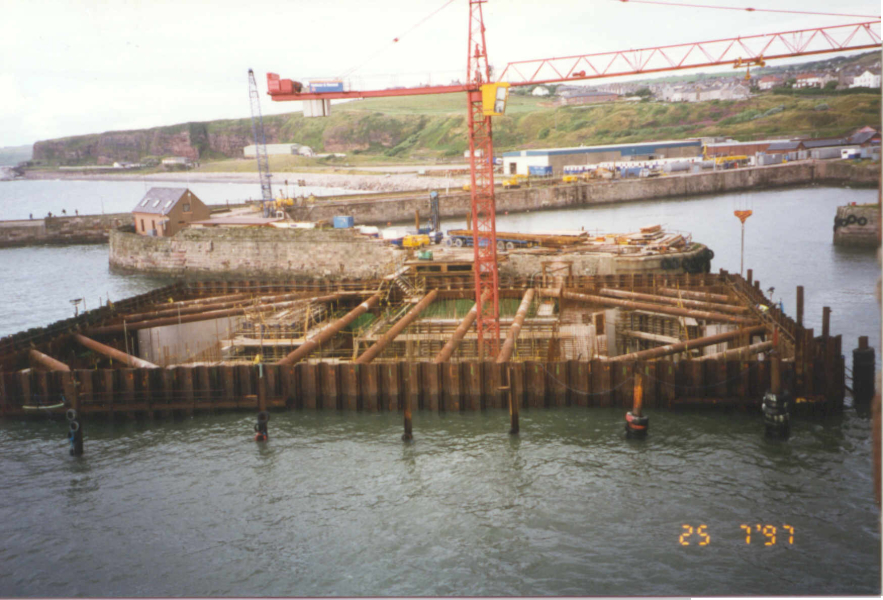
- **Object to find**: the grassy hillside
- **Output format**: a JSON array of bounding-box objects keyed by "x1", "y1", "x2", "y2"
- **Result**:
[{"x1": 196, "y1": 91, "x2": 880, "y2": 173}]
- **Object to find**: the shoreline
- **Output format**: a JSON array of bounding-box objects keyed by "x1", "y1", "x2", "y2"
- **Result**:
[{"x1": 19, "y1": 168, "x2": 468, "y2": 193}]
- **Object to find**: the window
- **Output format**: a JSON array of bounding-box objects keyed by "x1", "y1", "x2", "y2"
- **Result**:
[
  {"x1": 140, "y1": 219, "x2": 145, "y2": 232},
  {"x1": 152, "y1": 220, "x2": 156, "y2": 232},
  {"x1": 182, "y1": 203, "x2": 191, "y2": 212}
]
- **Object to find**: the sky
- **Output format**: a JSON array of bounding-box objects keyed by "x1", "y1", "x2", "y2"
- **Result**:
[{"x1": 0, "y1": 0, "x2": 879, "y2": 147}]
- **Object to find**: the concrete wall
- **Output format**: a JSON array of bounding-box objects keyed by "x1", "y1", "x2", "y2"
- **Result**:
[
  {"x1": 109, "y1": 226, "x2": 399, "y2": 280},
  {"x1": 833, "y1": 205, "x2": 880, "y2": 247},
  {"x1": 137, "y1": 316, "x2": 243, "y2": 366},
  {"x1": 294, "y1": 161, "x2": 879, "y2": 227},
  {"x1": 0, "y1": 213, "x2": 129, "y2": 248},
  {"x1": 502, "y1": 243, "x2": 712, "y2": 278}
]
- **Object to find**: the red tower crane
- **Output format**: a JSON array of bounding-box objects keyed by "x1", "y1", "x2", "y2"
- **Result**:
[{"x1": 265, "y1": 4, "x2": 881, "y2": 359}]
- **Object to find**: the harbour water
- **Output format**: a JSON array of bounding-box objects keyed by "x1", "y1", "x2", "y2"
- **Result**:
[
  {"x1": 0, "y1": 178, "x2": 353, "y2": 221},
  {"x1": 0, "y1": 180, "x2": 879, "y2": 596}
]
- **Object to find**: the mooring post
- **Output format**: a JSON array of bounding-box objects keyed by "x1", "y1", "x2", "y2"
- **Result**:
[
  {"x1": 822, "y1": 306, "x2": 831, "y2": 340},
  {"x1": 505, "y1": 364, "x2": 519, "y2": 435},
  {"x1": 254, "y1": 363, "x2": 269, "y2": 442},
  {"x1": 625, "y1": 368, "x2": 648, "y2": 438},
  {"x1": 796, "y1": 286, "x2": 804, "y2": 327},
  {"x1": 763, "y1": 333, "x2": 790, "y2": 439},
  {"x1": 852, "y1": 336, "x2": 876, "y2": 409},
  {"x1": 746, "y1": 269, "x2": 753, "y2": 286},
  {"x1": 402, "y1": 387, "x2": 413, "y2": 442},
  {"x1": 62, "y1": 371, "x2": 83, "y2": 456}
]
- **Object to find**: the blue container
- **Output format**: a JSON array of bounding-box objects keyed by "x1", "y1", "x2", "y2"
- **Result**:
[
  {"x1": 529, "y1": 165, "x2": 553, "y2": 176},
  {"x1": 333, "y1": 215, "x2": 354, "y2": 229},
  {"x1": 310, "y1": 81, "x2": 344, "y2": 93}
]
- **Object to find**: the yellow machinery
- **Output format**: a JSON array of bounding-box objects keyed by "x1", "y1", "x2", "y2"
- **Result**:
[
  {"x1": 714, "y1": 155, "x2": 749, "y2": 165},
  {"x1": 562, "y1": 175, "x2": 579, "y2": 184},
  {"x1": 502, "y1": 177, "x2": 521, "y2": 189},
  {"x1": 402, "y1": 234, "x2": 431, "y2": 248}
]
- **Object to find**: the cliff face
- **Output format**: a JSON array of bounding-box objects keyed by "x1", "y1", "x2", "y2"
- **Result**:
[
  {"x1": 34, "y1": 124, "x2": 206, "y2": 165},
  {"x1": 31, "y1": 113, "x2": 431, "y2": 165}
]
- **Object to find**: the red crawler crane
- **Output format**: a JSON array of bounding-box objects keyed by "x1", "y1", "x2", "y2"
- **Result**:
[{"x1": 266, "y1": 4, "x2": 881, "y2": 359}]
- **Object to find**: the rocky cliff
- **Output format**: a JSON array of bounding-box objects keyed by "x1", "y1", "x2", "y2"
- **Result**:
[{"x1": 32, "y1": 112, "x2": 438, "y2": 166}]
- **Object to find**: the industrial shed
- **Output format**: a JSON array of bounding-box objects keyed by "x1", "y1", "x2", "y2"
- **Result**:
[{"x1": 502, "y1": 140, "x2": 702, "y2": 176}]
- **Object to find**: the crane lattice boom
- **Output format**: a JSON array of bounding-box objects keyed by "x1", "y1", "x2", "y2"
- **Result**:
[{"x1": 248, "y1": 69, "x2": 273, "y2": 203}]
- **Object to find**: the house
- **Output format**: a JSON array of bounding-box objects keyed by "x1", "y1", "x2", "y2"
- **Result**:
[
  {"x1": 556, "y1": 90, "x2": 618, "y2": 106},
  {"x1": 131, "y1": 188, "x2": 210, "y2": 237},
  {"x1": 794, "y1": 73, "x2": 835, "y2": 89},
  {"x1": 531, "y1": 86, "x2": 550, "y2": 96},
  {"x1": 758, "y1": 75, "x2": 784, "y2": 90},
  {"x1": 850, "y1": 70, "x2": 882, "y2": 89}
]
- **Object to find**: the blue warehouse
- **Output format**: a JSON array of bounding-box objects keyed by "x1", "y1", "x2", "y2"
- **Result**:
[{"x1": 502, "y1": 140, "x2": 702, "y2": 176}]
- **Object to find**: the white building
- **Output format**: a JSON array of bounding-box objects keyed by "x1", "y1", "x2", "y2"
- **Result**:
[
  {"x1": 757, "y1": 76, "x2": 783, "y2": 90},
  {"x1": 243, "y1": 144, "x2": 309, "y2": 158},
  {"x1": 794, "y1": 73, "x2": 835, "y2": 89},
  {"x1": 850, "y1": 70, "x2": 882, "y2": 89},
  {"x1": 531, "y1": 86, "x2": 550, "y2": 96}
]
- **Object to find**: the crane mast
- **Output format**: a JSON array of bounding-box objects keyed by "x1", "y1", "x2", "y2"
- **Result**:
[
  {"x1": 466, "y1": 0, "x2": 501, "y2": 360},
  {"x1": 248, "y1": 68, "x2": 273, "y2": 203}
]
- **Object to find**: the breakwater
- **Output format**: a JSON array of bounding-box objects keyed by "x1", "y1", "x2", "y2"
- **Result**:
[
  {"x1": 0, "y1": 213, "x2": 129, "y2": 248},
  {"x1": 295, "y1": 161, "x2": 880, "y2": 225}
]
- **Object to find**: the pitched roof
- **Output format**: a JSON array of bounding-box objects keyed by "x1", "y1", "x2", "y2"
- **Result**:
[
  {"x1": 132, "y1": 188, "x2": 190, "y2": 215},
  {"x1": 848, "y1": 129, "x2": 880, "y2": 145},
  {"x1": 767, "y1": 141, "x2": 803, "y2": 152},
  {"x1": 801, "y1": 138, "x2": 847, "y2": 149}
]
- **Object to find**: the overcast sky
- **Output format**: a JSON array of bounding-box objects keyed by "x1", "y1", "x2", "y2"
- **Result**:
[{"x1": 1, "y1": 0, "x2": 879, "y2": 147}]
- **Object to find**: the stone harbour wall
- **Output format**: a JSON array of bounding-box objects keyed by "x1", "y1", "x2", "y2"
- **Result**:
[
  {"x1": 109, "y1": 226, "x2": 399, "y2": 280},
  {"x1": 0, "y1": 213, "x2": 129, "y2": 248},
  {"x1": 294, "y1": 161, "x2": 878, "y2": 226}
]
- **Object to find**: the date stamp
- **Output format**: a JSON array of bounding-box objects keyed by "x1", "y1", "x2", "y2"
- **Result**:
[{"x1": 679, "y1": 524, "x2": 795, "y2": 546}]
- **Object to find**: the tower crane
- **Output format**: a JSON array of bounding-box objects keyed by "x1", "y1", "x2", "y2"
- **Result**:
[
  {"x1": 247, "y1": 68, "x2": 273, "y2": 204},
  {"x1": 264, "y1": 2, "x2": 881, "y2": 359}
]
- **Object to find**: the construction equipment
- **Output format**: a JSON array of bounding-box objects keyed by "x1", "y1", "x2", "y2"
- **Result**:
[
  {"x1": 402, "y1": 234, "x2": 431, "y2": 249},
  {"x1": 247, "y1": 69, "x2": 273, "y2": 203},
  {"x1": 502, "y1": 176, "x2": 521, "y2": 189},
  {"x1": 429, "y1": 191, "x2": 440, "y2": 234},
  {"x1": 562, "y1": 175, "x2": 579, "y2": 184},
  {"x1": 265, "y1": 7, "x2": 880, "y2": 358}
]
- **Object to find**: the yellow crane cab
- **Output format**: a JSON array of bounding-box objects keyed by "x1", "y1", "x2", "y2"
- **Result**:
[{"x1": 402, "y1": 234, "x2": 431, "y2": 248}]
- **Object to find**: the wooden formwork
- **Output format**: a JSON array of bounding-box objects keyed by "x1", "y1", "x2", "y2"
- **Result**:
[{"x1": 0, "y1": 270, "x2": 848, "y2": 417}]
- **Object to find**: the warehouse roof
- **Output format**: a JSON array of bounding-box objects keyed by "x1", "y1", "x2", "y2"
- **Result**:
[
  {"x1": 767, "y1": 141, "x2": 804, "y2": 152},
  {"x1": 132, "y1": 188, "x2": 196, "y2": 216},
  {"x1": 503, "y1": 139, "x2": 701, "y2": 158},
  {"x1": 801, "y1": 138, "x2": 848, "y2": 149}
]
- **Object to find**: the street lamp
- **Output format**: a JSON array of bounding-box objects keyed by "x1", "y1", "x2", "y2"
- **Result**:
[{"x1": 734, "y1": 210, "x2": 753, "y2": 276}]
